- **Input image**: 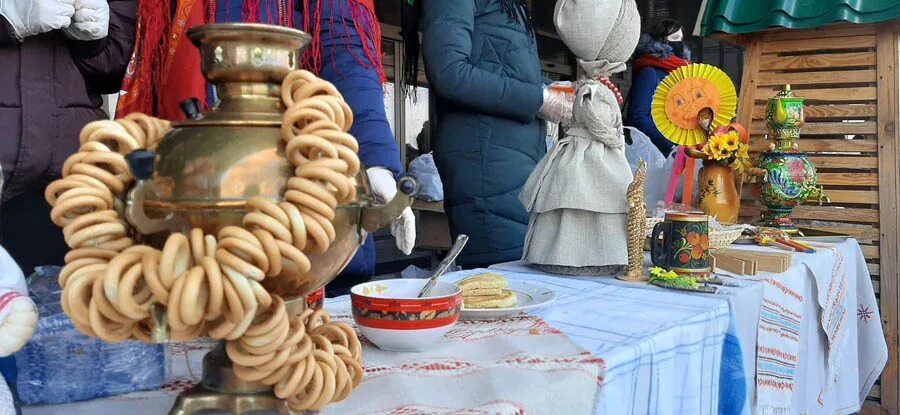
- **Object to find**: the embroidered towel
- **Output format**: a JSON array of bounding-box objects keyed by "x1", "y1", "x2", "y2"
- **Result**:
[
  {"x1": 756, "y1": 277, "x2": 805, "y2": 415},
  {"x1": 804, "y1": 247, "x2": 850, "y2": 405},
  {"x1": 324, "y1": 308, "x2": 605, "y2": 415}
]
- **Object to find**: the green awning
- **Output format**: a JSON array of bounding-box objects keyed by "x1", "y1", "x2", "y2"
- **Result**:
[{"x1": 696, "y1": 0, "x2": 900, "y2": 36}]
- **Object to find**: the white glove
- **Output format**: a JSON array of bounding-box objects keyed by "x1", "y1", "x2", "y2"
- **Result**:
[
  {"x1": 367, "y1": 167, "x2": 416, "y2": 255},
  {"x1": 62, "y1": 0, "x2": 109, "y2": 41},
  {"x1": 0, "y1": 0, "x2": 76, "y2": 40},
  {"x1": 538, "y1": 83, "x2": 575, "y2": 124}
]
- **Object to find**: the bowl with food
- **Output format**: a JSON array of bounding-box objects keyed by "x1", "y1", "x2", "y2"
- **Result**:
[{"x1": 350, "y1": 279, "x2": 463, "y2": 352}]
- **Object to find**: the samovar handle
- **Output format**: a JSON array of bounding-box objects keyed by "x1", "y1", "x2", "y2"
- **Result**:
[
  {"x1": 124, "y1": 150, "x2": 190, "y2": 235},
  {"x1": 360, "y1": 174, "x2": 419, "y2": 233}
]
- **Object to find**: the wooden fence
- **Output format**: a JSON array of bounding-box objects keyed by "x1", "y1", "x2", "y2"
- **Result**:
[{"x1": 729, "y1": 21, "x2": 900, "y2": 414}]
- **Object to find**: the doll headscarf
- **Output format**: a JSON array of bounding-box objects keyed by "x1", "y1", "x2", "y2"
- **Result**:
[{"x1": 553, "y1": 0, "x2": 640, "y2": 77}]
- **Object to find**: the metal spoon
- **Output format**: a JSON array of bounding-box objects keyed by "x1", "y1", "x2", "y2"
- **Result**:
[{"x1": 418, "y1": 234, "x2": 469, "y2": 298}]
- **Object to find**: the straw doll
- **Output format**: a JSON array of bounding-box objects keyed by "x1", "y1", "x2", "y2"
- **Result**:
[{"x1": 520, "y1": 0, "x2": 641, "y2": 275}]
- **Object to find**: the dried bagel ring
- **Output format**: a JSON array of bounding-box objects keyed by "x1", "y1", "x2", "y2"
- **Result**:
[
  {"x1": 243, "y1": 296, "x2": 286, "y2": 337},
  {"x1": 284, "y1": 361, "x2": 325, "y2": 408},
  {"x1": 252, "y1": 229, "x2": 282, "y2": 277},
  {"x1": 62, "y1": 210, "x2": 118, "y2": 242},
  {"x1": 142, "y1": 250, "x2": 170, "y2": 304},
  {"x1": 200, "y1": 257, "x2": 224, "y2": 321},
  {"x1": 246, "y1": 196, "x2": 291, "y2": 227},
  {"x1": 226, "y1": 341, "x2": 277, "y2": 367},
  {"x1": 59, "y1": 258, "x2": 107, "y2": 288},
  {"x1": 115, "y1": 262, "x2": 153, "y2": 320},
  {"x1": 102, "y1": 252, "x2": 142, "y2": 306},
  {"x1": 216, "y1": 248, "x2": 265, "y2": 282},
  {"x1": 243, "y1": 212, "x2": 292, "y2": 243},
  {"x1": 64, "y1": 272, "x2": 97, "y2": 326},
  {"x1": 91, "y1": 271, "x2": 132, "y2": 324},
  {"x1": 233, "y1": 346, "x2": 292, "y2": 382},
  {"x1": 64, "y1": 247, "x2": 118, "y2": 264},
  {"x1": 189, "y1": 228, "x2": 206, "y2": 265},
  {"x1": 179, "y1": 266, "x2": 209, "y2": 326},
  {"x1": 160, "y1": 233, "x2": 190, "y2": 288},
  {"x1": 88, "y1": 299, "x2": 133, "y2": 343},
  {"x1": 218, "y1": 236, "x2": 269, "y2": 276},
  {"x1": 166, "y1": 269, "x2": 191, "y2": 331},
  {"x1": 51, "y1": 188, "x2": 112, "y2": 226},
  {"x1": 220, "y1": 277, "x2": 245, "y2": 324},
  {"x1": 275, "y1": 354, "x2": 318, "y2": 400},
  {"x1": 240, "y1": 314, "x2": 289, "y2": 354}
]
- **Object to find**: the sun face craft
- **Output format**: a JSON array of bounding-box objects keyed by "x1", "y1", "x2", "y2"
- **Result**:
[{"x1": 651, "y1": 63, "x2": 737, "y2": 146}]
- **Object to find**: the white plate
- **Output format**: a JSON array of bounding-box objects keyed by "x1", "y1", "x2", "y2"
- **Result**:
[{"x1": 454, "y1": 280, "x2": 556, "y2": 321}]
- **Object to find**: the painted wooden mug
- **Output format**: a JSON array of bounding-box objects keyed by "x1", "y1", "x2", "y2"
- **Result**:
[{"x1": 650, "y1": 213, "x2": 711, "y2": 275}]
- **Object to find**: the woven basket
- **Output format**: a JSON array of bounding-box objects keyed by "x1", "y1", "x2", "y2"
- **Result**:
[
  {"x1": 645, "y1": 217, "x2": 664, "y2": 237},
  {"x1": 709, "y1": 226, "x2": 745, "y2": 249},
  {"x1": 644, "y1": 218, "x2": 744, "y2": 249}
]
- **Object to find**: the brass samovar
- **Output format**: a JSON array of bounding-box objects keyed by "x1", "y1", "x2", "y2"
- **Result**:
[{"x1": 122, "y1": 23, "x2": 416, "y2": 414}]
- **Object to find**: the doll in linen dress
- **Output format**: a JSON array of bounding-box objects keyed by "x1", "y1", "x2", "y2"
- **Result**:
[{"x1": 519, "y1": 0, "x2": 641, "y2": 275}]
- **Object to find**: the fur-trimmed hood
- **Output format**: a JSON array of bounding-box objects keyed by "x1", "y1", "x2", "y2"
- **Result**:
[{"x1": 634, "y1": 33, "x2": 691, "y2": 60}]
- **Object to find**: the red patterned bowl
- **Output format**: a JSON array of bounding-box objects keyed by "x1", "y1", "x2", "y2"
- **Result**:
[
  {"x1": 306, "y1": 287, "x2": 325, "y2": 311},
  {"x1": 350, "y1": 279, "x2": 462, "y2": 352}
]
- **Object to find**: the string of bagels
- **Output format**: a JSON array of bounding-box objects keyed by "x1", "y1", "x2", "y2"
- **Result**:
[{"x1": 45, "y1": 70, "x2": 364, "y2": 410}]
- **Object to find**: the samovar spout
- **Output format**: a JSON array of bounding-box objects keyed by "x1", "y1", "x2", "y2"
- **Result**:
[
  {"x1": 808, "y1": 185, "x2": 830, "y2": 205},
  {"x1": 360, "y1": 175, "x2": 419, "y2": 232}
]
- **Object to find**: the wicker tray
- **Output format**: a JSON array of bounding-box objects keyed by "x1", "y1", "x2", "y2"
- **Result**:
[{"x1": 645, "y1": 218, "x2": 745, "y2": 249}]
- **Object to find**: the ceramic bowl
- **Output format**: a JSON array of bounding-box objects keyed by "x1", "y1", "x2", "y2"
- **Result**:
[{"x1": 350, "y1": 279, "x2": 463, "y2": 352}]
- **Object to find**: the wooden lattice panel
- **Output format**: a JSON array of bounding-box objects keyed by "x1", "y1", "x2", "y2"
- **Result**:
[
  {"x1": 732, "y1": 22, "x2": 900, "y2": 412},
  {"x1": 738, "y1": 24, "x2": 881, "y2": 277}
]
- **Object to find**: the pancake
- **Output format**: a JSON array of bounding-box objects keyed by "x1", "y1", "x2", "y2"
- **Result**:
[
  {"x1": 462, "y1": 288, "x2": 504, "y2": 297},
  {"x1": 463, "y1": 289, "x2": 518, "y2": 309},
  {"x1": 456, "y1": 272, "x2": 508, "y2": 291}
]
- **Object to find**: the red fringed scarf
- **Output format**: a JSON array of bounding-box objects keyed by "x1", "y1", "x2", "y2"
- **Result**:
[
  {"x1": 632, "y1": 54, "x2": 690, "y2": 75},
  {"x1": 300, "y1": 0, "x2": 385, "y2": 84},
  {"x1": 117, "y1": 0, "x2": 385, "y2": 121}
]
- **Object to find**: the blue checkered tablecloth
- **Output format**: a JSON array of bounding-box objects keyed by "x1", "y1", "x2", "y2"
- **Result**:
[{"x1": 447, "y1": 269, "x2": 736, "y2": 415}]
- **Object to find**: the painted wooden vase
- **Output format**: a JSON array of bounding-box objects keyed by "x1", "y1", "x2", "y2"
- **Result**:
[
  {"x1": 697, "y1": 161, "x2": 740, "y2": 224},
  {"x1": 650, "y1": 213, "x2": 711, "y2": 276},
  {"x1": 749, "y1": 84, "x2": 827, "y2": 232}
]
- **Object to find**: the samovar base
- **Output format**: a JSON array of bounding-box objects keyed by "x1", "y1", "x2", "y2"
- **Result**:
[
  {"x1": 168, "y1": 342, "x2": 318, "y2": 415},
  {"x1": 169, "y1": 298, "x2": 318, "y2": 415},
  {"x1": 758, "y1": 212, "x2": 801, "y2": 236}
]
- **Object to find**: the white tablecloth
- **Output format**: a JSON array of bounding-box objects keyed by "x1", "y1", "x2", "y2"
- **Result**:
[{"x1": 491, "y1": 238, "x2": 887, "y2": 415}]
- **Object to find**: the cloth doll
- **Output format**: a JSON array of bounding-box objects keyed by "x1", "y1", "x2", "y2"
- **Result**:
[
  {"x1": 0, "y1": 245, "x2": 38, "y2": 413},
  {"x1": 519, "y1": 0, "x2": 641, "y2": 275}
]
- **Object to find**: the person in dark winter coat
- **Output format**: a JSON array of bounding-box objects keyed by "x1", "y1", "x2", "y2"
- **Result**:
[
  {"x1": 625, "y1": 19, "x2": 692, "y2": 157},
  {"x1": 420, "y1": 0, "x2": 572, "y2": 268},
  {"x1": 0, "y1": 0, "x2": 137, "y2": 405},
  {"x1": 0, "y1": 0, "x2": 137, "y2": 274}
]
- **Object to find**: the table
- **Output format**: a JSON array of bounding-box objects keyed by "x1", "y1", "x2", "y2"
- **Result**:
[
  {"x1": 22, "y1": 274, "x2": 732, "y2": 415},
  {"x1": 21, "y1": 240, "x2": 885, "y2": 415},
  {"x1": 492, "y1": 238, "x2": 887, "y2": 415}
]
